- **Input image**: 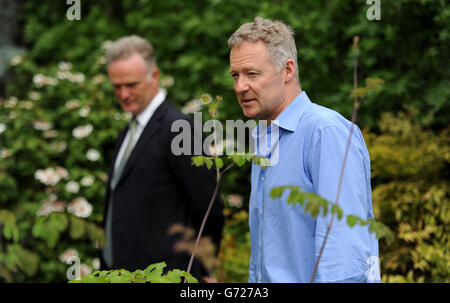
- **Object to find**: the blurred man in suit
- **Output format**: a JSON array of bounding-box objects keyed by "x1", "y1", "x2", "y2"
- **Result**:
[{"x1": 101, "y1": 35, "x2": 224, "y2": 281}]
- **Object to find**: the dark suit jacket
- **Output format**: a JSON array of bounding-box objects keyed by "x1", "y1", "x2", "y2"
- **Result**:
[{"x1": 100, "y1": 99, "x2": 224, "y2": 280}]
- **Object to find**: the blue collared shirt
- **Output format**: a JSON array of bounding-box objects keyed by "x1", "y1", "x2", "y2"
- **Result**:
[{"x1": 249, "y1": 91, "x2": 380, "y2": 282}]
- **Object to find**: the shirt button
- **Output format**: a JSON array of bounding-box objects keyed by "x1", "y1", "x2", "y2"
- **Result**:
[
  {"x1": 259, "y1": 210, "x2": 263, "y2": 215},
  {"x1": 259, "y1": 241, "x2": 262, "y2": 246},
  {"x1": 258, "y1": 275, "x2": 261, "y2": 281},
  {"x1": 261, "y1": 177, "x2": 264, "y2": 181}
]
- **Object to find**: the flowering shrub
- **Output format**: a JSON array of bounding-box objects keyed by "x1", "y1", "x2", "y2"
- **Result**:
[{"x1": 0, "y1": 53, "x2": 125, "y2": 282}]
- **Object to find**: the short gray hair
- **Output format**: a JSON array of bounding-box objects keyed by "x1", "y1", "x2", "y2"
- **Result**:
[
  {"x1": 105, "y1": 35, "x2": 156, "y2": 70},
  {"x1": 228, "y1": 17, "x2": 299, "y2": 82}
]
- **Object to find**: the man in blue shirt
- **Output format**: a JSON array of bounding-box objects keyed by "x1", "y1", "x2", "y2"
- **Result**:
[{"x1": 228, "y1": 17, "x2": 380, "y2": 282}]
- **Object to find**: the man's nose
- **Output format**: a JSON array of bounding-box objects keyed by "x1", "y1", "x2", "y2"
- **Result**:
[
  {"x1": 235, "y1": 77, "x2": 249, "y2": 94},
  {"x1": 117, "y1": 86, "x2": 131, "y2": 100}
]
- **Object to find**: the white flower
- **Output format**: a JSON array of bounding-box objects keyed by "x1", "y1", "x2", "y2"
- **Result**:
[
  {"x1": 65, "y1": 181, "x2": 80, "y2": 193},
  {"x1": 67, "y1": 197, "x2": 93, "y2": 218},
  {"x1": 55, "y1": 166, "x2": 69, "y2": 179},
  {"x1": 181, "y1": 99, "x2": 202, "y2": 114},
  {"x1": 96, "y1": 56, "x2": 107, "y2": 65},
  {"x1": 36, "y1": 199, "x2": 66, "y2": 217},
  {"x1": 10, "y1": 55, "x2": 22, "y2": 66},
  {"x1": 46, "y1": 77, "x2": 58, "y2": 86},
  {"x1": 72, "y1": 124, "x2": 93, "y2": 139},
  {"x1": 32, "y1": 120, "x2": 52, "y2": 131},
  {"x1": 92, "y1": 75, "x2": 106, "y2": 84},
  {"x1": 5, "y1": 97, "x2": 18, "y2": 108},
  {"x1": 65, "y1": 99, "x2": 80, "y2": 110},
  {"x1": 101, "y1": 40, "x2": 113, "y2": 50},
  {"x1": 50, "y1": 141, "x2": 67, "y2": 153},
  {"x1": 80, "y1": 175, "x2": 95, "y2": 187},
  {"x1": 79, "y1": 106, "x2": 90, "y2": 118},
  {"x1": 33, "y1": 74, "x2": 58, "y2": 87},
  {"x1": 227, "y1": 194, "x2": 243, "y2": 208},
  {"x1": 59, "y1": 248, "x2": 78, "y2": 263},
  {"x1": 92, "y1": 258, "x2": 100, "y2": 270},
  {"x1": 29, "y1": 91, "x2": 41, "y2": 100},
  {"x1": 34, "y1": 168, "x2": 61, "y2": 186},
  {"x1": 70, "y1": 72, "x2": 85, "y2": 83},
  {"x1": 160, "y1": 76, "x2": 175, "y2": 88},
  {"x1": 0, "y1": 123, "x2": 6, "y2": 135},
  {"x1": 33, "y1": 74, "x2": 46, "y2": 87},
  {"x1": 8, "y1": 111, "x2": 17, "y2": 119},
  {"x1": 0, "y1": 149, "x2": 11, "y2": 158},
  {"x1": 58, "y1": 61, "x2": 72, "y2": 71},
  {"x1": 86, "y1": 148, "x2": 100, "y2": 161},
  {"x1": 43, "y1": 130, "x2": 58, "y2": 138},
  {"x1": 57, "y1": 70, "x2": 72, "y2": 80},
  {"x1": 19, "y1": 101, "x2": 34, "y2": 110}
]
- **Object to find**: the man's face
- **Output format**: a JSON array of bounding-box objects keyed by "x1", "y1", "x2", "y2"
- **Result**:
[
  {"x1": 107, "y1": 53, "x2": 159, "y2": 116},
  {"x1": 229, "y1": 40, "x2": 286, "y2": 121}
]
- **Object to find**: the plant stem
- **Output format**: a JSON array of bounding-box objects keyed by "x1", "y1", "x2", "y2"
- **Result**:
[
  {"x1": 185, "y1": 161, "x2": 235, "y2": 282},
  {"x1": 309, "y1": 36, "x2": 360, "y2": 282}
]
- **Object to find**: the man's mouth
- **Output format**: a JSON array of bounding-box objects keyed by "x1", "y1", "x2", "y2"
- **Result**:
[{"x1": 240, "y1": 98, "x2": 256, "y2": 104}]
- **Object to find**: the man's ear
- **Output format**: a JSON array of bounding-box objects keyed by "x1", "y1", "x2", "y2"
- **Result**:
[
  {"x1": 146, "y1": 67, "x2": 160, "y2": 83},
  {"x1": 284, "y1": 59, "x2": 296, "y2": 83}
]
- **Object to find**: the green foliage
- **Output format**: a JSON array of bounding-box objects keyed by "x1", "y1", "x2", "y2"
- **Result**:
[
  {"x1": 15, "y1": 0, "x2": 449, "y2": 129},
  {"x1": 0, "y1": 210, "x2": 19, "y2": 243},
  {"x1": 215, "y1": 210, "x2": 251, "y2": 283},
  {"x1": 365, "y1": 109, "x2": 449, "y2": 282},
  {"x1": 70, "y1": 262, "x2": 198, "y2": 283},
  {"x1": 1, "y1": 0, "x2": 447, "y2": 282}
]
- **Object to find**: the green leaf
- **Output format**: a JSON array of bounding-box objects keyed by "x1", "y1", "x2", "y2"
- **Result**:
[
  {"x1": 191, "y1": 156, "x2": 204, "y2": 167},
  {"x1": 214, "y1": 157, "x2": 224, "y2": 169},
  {"x1": 331, "y1": 204, "x2": 344, "y2": 220},
  {"x1": 7, "y1": 244, "x2": 39, "y2": 277},
  {"x1": 69, "y1": 216, "x2": 86, "y2": 239},
  {"x1": 270, "y1": 186, "x2": 287, "y2": 199},
  {"x1": 204, "y1": 157, "x2": 213, "y2": 169},
  {"x1": 109, "y1": 275, "x2": 131, "y2": 283},
  {"x1": 144, "y1": 262, "x2": 166, "y2": 282},
  {"x1": 230, "y1": 154, "x2": 246, "y2": 167},
  {"x1": 346, "y1": 215, "x2": 359, "y2": 228}
]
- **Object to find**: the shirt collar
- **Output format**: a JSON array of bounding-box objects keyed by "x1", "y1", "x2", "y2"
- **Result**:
[
  {"x1": 272, "y1": 91, "x2": 312, "y2": 132},
  {"x1": 135, "y1": 87, "x2": 167, "y2": 127},
  {"x1": 251, "y1": 91, "x2": 312, "y2": 138}
]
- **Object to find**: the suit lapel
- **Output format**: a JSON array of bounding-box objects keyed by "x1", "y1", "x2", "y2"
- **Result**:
[{"x1": 115, "y1": 100, "x2": 170, "y2": 187}]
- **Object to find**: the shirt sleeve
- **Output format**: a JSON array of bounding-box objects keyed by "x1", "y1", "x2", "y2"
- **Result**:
[{"x1": 309, "y1": 125, "x2": 375, "y2": 282}]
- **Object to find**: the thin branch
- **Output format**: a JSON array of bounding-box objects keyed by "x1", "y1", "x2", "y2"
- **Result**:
[{"x1": 185, "y1": 173, "x2": 222, "y2": 282}]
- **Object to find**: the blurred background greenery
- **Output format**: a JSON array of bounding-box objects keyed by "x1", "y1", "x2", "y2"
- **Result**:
[{"x1": 0, "y1": 0, "x2": 448, "y2": 282}]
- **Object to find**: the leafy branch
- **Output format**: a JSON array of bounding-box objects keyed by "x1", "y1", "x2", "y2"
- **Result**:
[
  {"x1": 270, "y1": 185, "x2": 394, "y2": 241},
  {"x1": 70, "y1": 261, "x2": 198, "y2": 283}
]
